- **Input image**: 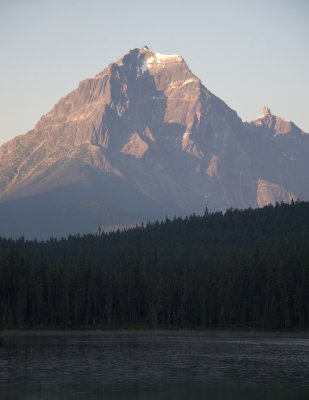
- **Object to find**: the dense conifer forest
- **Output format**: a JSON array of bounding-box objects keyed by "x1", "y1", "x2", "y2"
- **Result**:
[{"x1": 0, "y1": 201, "x2": 309, "y2": 330}]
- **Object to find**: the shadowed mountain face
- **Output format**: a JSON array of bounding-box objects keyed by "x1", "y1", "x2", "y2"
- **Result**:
[{"x1": 0, "y1": 46, "x2": 308, "y2": 238}]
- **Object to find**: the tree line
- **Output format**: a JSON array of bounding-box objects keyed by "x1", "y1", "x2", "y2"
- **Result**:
[{"x1": 0, "y1": 201, "x2": 309, "y2": 329}]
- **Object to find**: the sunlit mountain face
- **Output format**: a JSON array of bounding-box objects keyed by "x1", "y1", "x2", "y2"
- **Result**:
[{"x1": 0, "y1": 47, "x2": 308, "y2": 238}]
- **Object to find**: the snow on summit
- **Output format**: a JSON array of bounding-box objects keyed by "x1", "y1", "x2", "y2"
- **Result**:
[
  {"x1": 147, "y1": 52, "x2": 183, "y2": 64},
  {"x1": 132, "y1": 47, "x2": 185, "y2": 77}
]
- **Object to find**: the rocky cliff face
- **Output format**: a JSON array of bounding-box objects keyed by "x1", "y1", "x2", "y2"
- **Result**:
[{"x1": 0, "y1": 47, "x2": 308, "y2": 238}]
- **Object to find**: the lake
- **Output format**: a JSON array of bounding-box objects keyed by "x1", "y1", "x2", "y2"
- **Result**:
[{"x1": 1, "y1": 330, "x2": 309, "y2": 399}]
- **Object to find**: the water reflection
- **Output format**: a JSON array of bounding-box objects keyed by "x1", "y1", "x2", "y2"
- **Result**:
[{"x1": 1, "y1": 331, "x2": 309, "y2": 399}]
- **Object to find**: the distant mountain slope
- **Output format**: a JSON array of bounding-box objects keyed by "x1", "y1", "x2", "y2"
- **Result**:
[{"x1": 0, "y1": 46, "x2": 308, "y2": 238}]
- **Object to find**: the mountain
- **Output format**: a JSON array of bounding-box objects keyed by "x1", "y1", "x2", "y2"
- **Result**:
[
  {"x1": 0, "y1": 46, "x2": 308, "y2": 238},
  {"x1": 250, "y1": 106, "x2": 305, "y2": 136}
]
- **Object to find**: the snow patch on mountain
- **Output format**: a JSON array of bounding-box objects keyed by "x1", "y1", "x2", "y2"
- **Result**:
[{"x1": 147, "y1": 53, "x2": 183, "y2": 68}]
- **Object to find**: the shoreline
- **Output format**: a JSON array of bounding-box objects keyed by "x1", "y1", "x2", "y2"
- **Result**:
[{"x1": 1, "y1": 325, "x2": 309, "y2": 334}]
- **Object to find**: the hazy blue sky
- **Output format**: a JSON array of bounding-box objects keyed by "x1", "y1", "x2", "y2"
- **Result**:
[{"x1": 1, "y1": 0, "x2": 308, "y2": 144}]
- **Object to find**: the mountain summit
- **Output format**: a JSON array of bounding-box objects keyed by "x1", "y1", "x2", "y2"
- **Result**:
[
  {"x1": 0, "y1": 47, "x2": 308, "y2": 238},
  {"x1": 251, "y1": 107, "x2": 305, "y2": 136}
]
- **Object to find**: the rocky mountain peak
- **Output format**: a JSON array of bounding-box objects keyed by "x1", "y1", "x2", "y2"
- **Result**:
[
  {"x1": 261, "y1": 106, "x2": 272, "y2": 117},
  {"x1": 114, "y1": 46, "x2": 188, "y2": 80},
  {"x1": 251, "y1": 106, "x2": 306, "y2": 137},
  {"x1": 0, "y1": 48, "x2": 308, "y2": 238}
]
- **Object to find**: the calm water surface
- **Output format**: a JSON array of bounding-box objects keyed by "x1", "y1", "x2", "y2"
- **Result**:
[{"x1": 0, "y1": 330, "x2": 309, "y2": 399}]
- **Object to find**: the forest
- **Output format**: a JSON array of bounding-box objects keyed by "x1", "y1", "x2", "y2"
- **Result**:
[{"x1": 0, "y1": 201, "x2": 309, "y2": 330}]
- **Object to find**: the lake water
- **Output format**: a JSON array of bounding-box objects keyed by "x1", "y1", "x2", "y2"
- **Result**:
[{"x1": 1, "y1": 330, "x2": 309, "y2": 399}]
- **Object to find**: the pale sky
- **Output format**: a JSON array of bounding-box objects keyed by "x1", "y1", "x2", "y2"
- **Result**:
[{"x1": 0, "y1": 0, "x2": 308, "y2": 145}]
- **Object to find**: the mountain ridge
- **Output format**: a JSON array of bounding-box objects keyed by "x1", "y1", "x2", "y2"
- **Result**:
[{"x1": 0, "y1": 46, "x2": 308, "y2": 238}]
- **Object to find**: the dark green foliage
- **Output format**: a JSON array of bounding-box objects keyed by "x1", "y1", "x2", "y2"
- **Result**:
[{"x1": 0, "y1": 201, "x2": 309, "y2": 329}]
